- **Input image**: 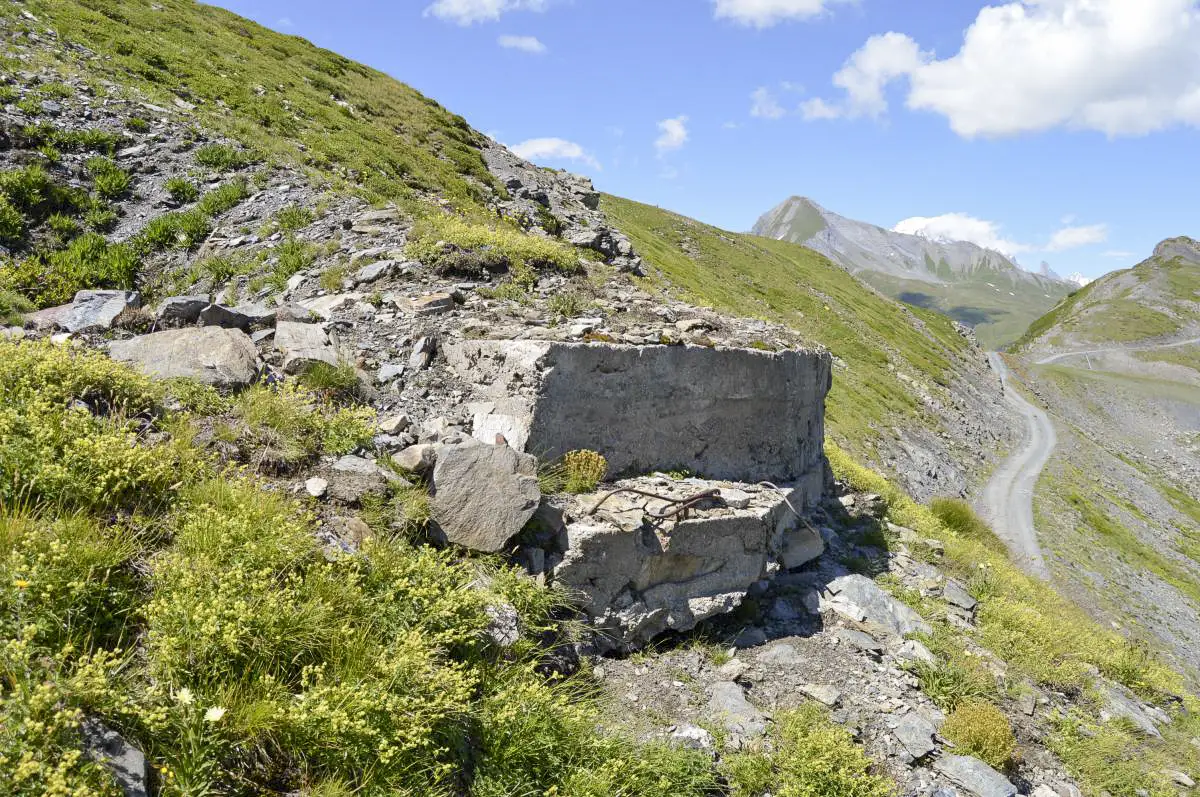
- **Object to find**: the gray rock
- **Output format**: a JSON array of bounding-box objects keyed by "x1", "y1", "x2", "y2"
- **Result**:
[
  {"x1": 759, "y1": 642, "x2": 803, "y2": 665},
  {"x1": 24, "y1": 302, "x2": 72, "y2": 331},
  {"x1": 300, "y1": 292, "x2": 363, "y2": 320},
  {"x1": 199, "y1": 303, "x2": 254, "y2": 330},
  {"x1": 275, "y1": 321, "x2": 339, "y2": 374},
  {"x1": 377, "y1": 362, "x2": 405, "y2": 383},
  {"x1": 1166, "y1": 771, "x2": 1195, "y2": 788},
  {"x1": 800, "y1": 683, "x2": 842, "y2": 707},
  {"x1": 836, "y1": 628, "x2": 884, "y2": 655},
  {"x1": 65, "y1": 290, "x2": 141, "y2": 333},
  {"x1": 82, "y1": 718, "x2": 148, "y2": 797},
  {"x1": 445, "y1": 340, "x2": 831, "y2": 487},
  {"x1": 409, "y1": 336, "x2": 436, "y2": 370},
  {"x1": 716, "y1": 658, "x2": 747, "y2": 681},
  {"x1": 328, "y1": 456, "x2": 407, "y2": 504},
  {"x1": 108, "y1": 327, "x2": 260, "y2": 389},
  {"x1": 305, "y1": 477, "x2": 328, "y2": 498},
  {"x1": 669, "y1": 724, "x2": 714, "y2": 751},
  {"x1": 824, "y1": 574, "x2": 932, "y2": 637},
  {"x1": 429, "y1": 442, "x2": 540, "y2": 552},
  {"x1": 943, "y1": 579, "x2": 978, "y2": 611},
  {"x1": 1098, "y1": 681, "x2": 1163, "y2": 738},
  {"x1": 893, "y1": 711, "x2": 937, "y2": 759},
  {"x1": 894, "y1": 639, "x2": 938, "y2": 664},
  {"x1": 354, "y1": 259, "x2": 400, "y2": 285},
  {"x1": 934, "y1": 755, "x2": 1017, "y2": 797},
  {"x1": 156, "y1": 295, "x2": 209, "y2": 326},
  {"x1": 707, "y1": 681, "x2": 766, "y2": 739},
  {"x1": 393, "y1": 443, "x2": 437, "y2": 474},
  {"x1": 1030, "y1": 787, "x2": 1060, "y2": 797},
  {"x1": 484, "y1": 603, "x2": 520, "y2": 648},
  {"x1": 378, "y1": 414, "x2": 410, "y2": 434},
  {"x1": 408, "y1": 293, "x2": 456, "y2": 315}
]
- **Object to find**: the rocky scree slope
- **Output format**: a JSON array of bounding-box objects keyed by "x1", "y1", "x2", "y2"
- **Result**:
[
  {"x1": 752, "y1": 196, "x2": 1074, "y2": 350},
  {"x1": 998, "y1": 238, "x2": 1200, "y2": 680},
  {"x1": 1, "y1": 3, "x2": 1198, "y2": 796}
]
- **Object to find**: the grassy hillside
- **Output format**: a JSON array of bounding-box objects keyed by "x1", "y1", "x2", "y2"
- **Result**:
[
  {"x1": 1016, "y1": 239, "x2": 1200, "y2": 351},
  {"x1": 865, "y1": 269, "x2": 1069, "y2": 350},
  {"x1": 2, "y1": 0, "x2": 496, "y2": 215},
  {"x1": 603, "y1": 195, "x2": 973, "y2": 452}
]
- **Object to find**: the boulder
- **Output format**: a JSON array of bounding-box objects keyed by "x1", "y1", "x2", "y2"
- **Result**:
[
  {"x1": 823, "y1": 574, "x2": 932, "y2": 637},
  {"x1": 408, "y1": 292, "x2": 456, "y2": 315},
  {"x1": 707, "y1": 681, "x2": 767, "y2": 740},
  {"x1": 299, "y1": 292, "x2": 363, "y2": 320},
  {"x1": 445, "y1": 340, "x2": 831, "y2": 488},
  {"x1": 393, "y1": 443, "x2": 437, "y2": 474},
  {"x1": 934, "y1": 755, "x2": 1017, "y2": 797},
  {"x1": 64, "y1": 290, "x2": 141, "y2": 333},
  {"x1": 328, "y1": 456, "x2": 406, "y2": 504},
  {"x1": 24, "y1": 302, "x2": 72, "y2": 331},
  {"x1": 894, "y1": 639, "x2": 938, "y2": 664},
  {"x1": 275, "y1": 321, "x2": 339, "y2": 374},
  {"x1": 156, "y1": 295, "x2": 209, "y2": 326},
  {"x1": 893, "y1": 712, "x2": 937, "y2": 759},
  {"x1": 199, "y1": 302, "x2": 276, "y2": 330},
  {"x1": 799, "y1": 683, "x2": 841, "y2": 707},
  {"x1": 354, "y1": 259, "x2": 400, "y2": 285},
  {"x1": 108, "y1": 327, "x2": 259, "y2": 389},
  {"x1": 943, "y1": 579, "x2": 978, "y2": 611},
  {"x1": 1098, "y1": 680, "x2": 1164, "y2": 738},
  {"x1": 552, "y1": 476, "x2": 818, "y2": 649},
  {"x1": 82, "y1": 718, "x2": 148, "y2": 797},
  {"x1": 429, "y1": 442, "x2": 540, "y2": 552}
]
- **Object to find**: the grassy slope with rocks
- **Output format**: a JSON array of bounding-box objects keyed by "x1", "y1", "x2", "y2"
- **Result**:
[
  {"x1": 1016, "y1": 237, "x2": 1200, "y2": 353},
  {"x1": 0, "y1": 1, "x2": 1198, "y2": 795}
]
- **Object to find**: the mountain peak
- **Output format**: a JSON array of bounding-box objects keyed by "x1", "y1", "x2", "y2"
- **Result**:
[{"x1": 1151, "y1": 236, "x2": 1200, "y2": 264}]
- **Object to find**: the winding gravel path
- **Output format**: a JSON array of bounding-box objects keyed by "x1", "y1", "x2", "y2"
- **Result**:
[
  {"x1": 981, "y1": 336, "x2": 1200, "y2": 580},
  {"x1": 980, "y1": 352, "x2": 1054, "y2": 579}
]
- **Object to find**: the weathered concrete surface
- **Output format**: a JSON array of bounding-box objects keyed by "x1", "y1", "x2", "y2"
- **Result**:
[
  {"x1": 107, "y1": 327, "x2": 260, "y2": 389},
  {"x1": 551, "y1": 477, "x2": 824, "y2": 648},
  {"x1": 445, "y1": 341, "x2": 831, "y2": 486}
]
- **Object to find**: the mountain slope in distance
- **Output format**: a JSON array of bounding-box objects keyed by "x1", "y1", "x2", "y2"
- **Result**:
[
  {"x1": 753, "y1": 196, "x2": 1075, "y2": 350},
  {"x1": 1017, "y1": 236, "x2": 1200, "y2": 355}
]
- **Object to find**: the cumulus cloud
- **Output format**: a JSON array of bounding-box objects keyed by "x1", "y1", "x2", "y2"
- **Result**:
[
  {"x1": 808, "y1": 0, "x2": 1200, "y2": 137},
  {"x1": 425, "y1": 0, "x2": 548, "y2": 25},
  {"x1": 497, "y1": 34, "x2": 546, "y2": 53},
  {"x1": 1046, "y1": 224, "x2": 1109, "y2": 251},
  {"x1": 713, "y1": 0, "x2": 848, "y2": 27},
  {"x1": 800, "y1": 97, "x2": 841, "y2": 120},
  {"x1": 510, "y1": 137, "x2": 600, "y2": 170},
  {"x1": 655, "y1": 116, "x2": 689, "y2": 154},
  {"x1": 751, "y1": 87, "x2": 786, "y2": 119},
  {"x1": 893, "y1": 213, "x2": 1031, "y2": 257}
]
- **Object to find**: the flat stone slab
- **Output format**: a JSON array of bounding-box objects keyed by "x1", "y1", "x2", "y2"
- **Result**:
[
  {"x1": 107, "y1": 327, "x2": 260, "y2": 389},
  {"x1": 934, "y1": 755, "x2": 1017, "y2": 797},
  {"x1": 893, "y1": 711, "x2": 937, "y2": 759},
  {"x1": 445, "y1": 340, "x2": 831, "y2": 488},
  {"x1": 65, "y1": 290, "x2": 141, "y2": 333},
  {"x1": 552, "y1": 476, "x2": 823, "y2": 649},
  {"x1": 823, "y1": 574, "x2": 932, "y2": 638}
]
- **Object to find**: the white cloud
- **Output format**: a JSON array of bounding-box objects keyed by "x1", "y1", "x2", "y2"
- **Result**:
[
  {"x1": 801, "y1": 97, "x2": 842, "y2": 120},
  {"x1": 425, "y1": 0, "x2": 548, "y2": 25},
  {"x1": 1046, "y1": 223, "x2": 1108, "y2": 252},
  {"x1": 713, "y1": 0, "x2": 848, "y2": 28},
  {"x1": 893, "y1": 213, "x2": 1031, "y2": 258},
  {"x1": 655, "y1": 116, "x2": 689, "y2": 154},
  {"x1": 510, "y1": 137, "x2": 600, "y2": 170},
  {"x1": 808, "y1": 0, "x2": 1200, "y2": 137},
  {"x1": 751, "y1": 87, "x2": 786, "y2": 119},
  {"x1": 497, "y1": 34, "x2": 546, "y2": 53},
  {"x1": 276, "y1": 16, "x2": 293, "y2": 28},
  {"x1": 1102, "y1": 249, "x2": 1136, "y2": 258}
]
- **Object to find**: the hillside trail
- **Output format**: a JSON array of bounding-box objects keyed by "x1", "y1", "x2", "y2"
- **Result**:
[
  {"x1": 980, "y1": 352, "x2": 1054, "y2": 579},
  {"x1": 981, "y1": 336, "x2": 1200, "y2": 580},
  {"x1": 1034, "y1": 335, "x2": 1200, "y2": 366}
]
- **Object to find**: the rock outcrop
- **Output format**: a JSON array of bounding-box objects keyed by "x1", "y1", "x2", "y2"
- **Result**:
[
  {"x1": 551, "y1": 476, "x2": 824, "y2": 649},
  {"x1": 107, "y1": 327, "x2": 260, "y2": 389},
  {"x1": 446, "y1": 340, "x2": 832, "y2": 487}
]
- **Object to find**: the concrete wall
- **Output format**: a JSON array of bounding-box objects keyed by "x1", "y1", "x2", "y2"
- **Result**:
[{"x1": 445, "y1": 340, "x2": 831, "y2": 489}]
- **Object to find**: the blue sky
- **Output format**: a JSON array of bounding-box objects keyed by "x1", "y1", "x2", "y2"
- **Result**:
[{"x1": 212, "y1": 0, "x2": 1200, "y2": 279}]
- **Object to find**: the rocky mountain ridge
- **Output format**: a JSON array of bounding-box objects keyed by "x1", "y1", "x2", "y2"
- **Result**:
[{"x1": 752, "y1": 197, "x2": 1075, "y2": 349}]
